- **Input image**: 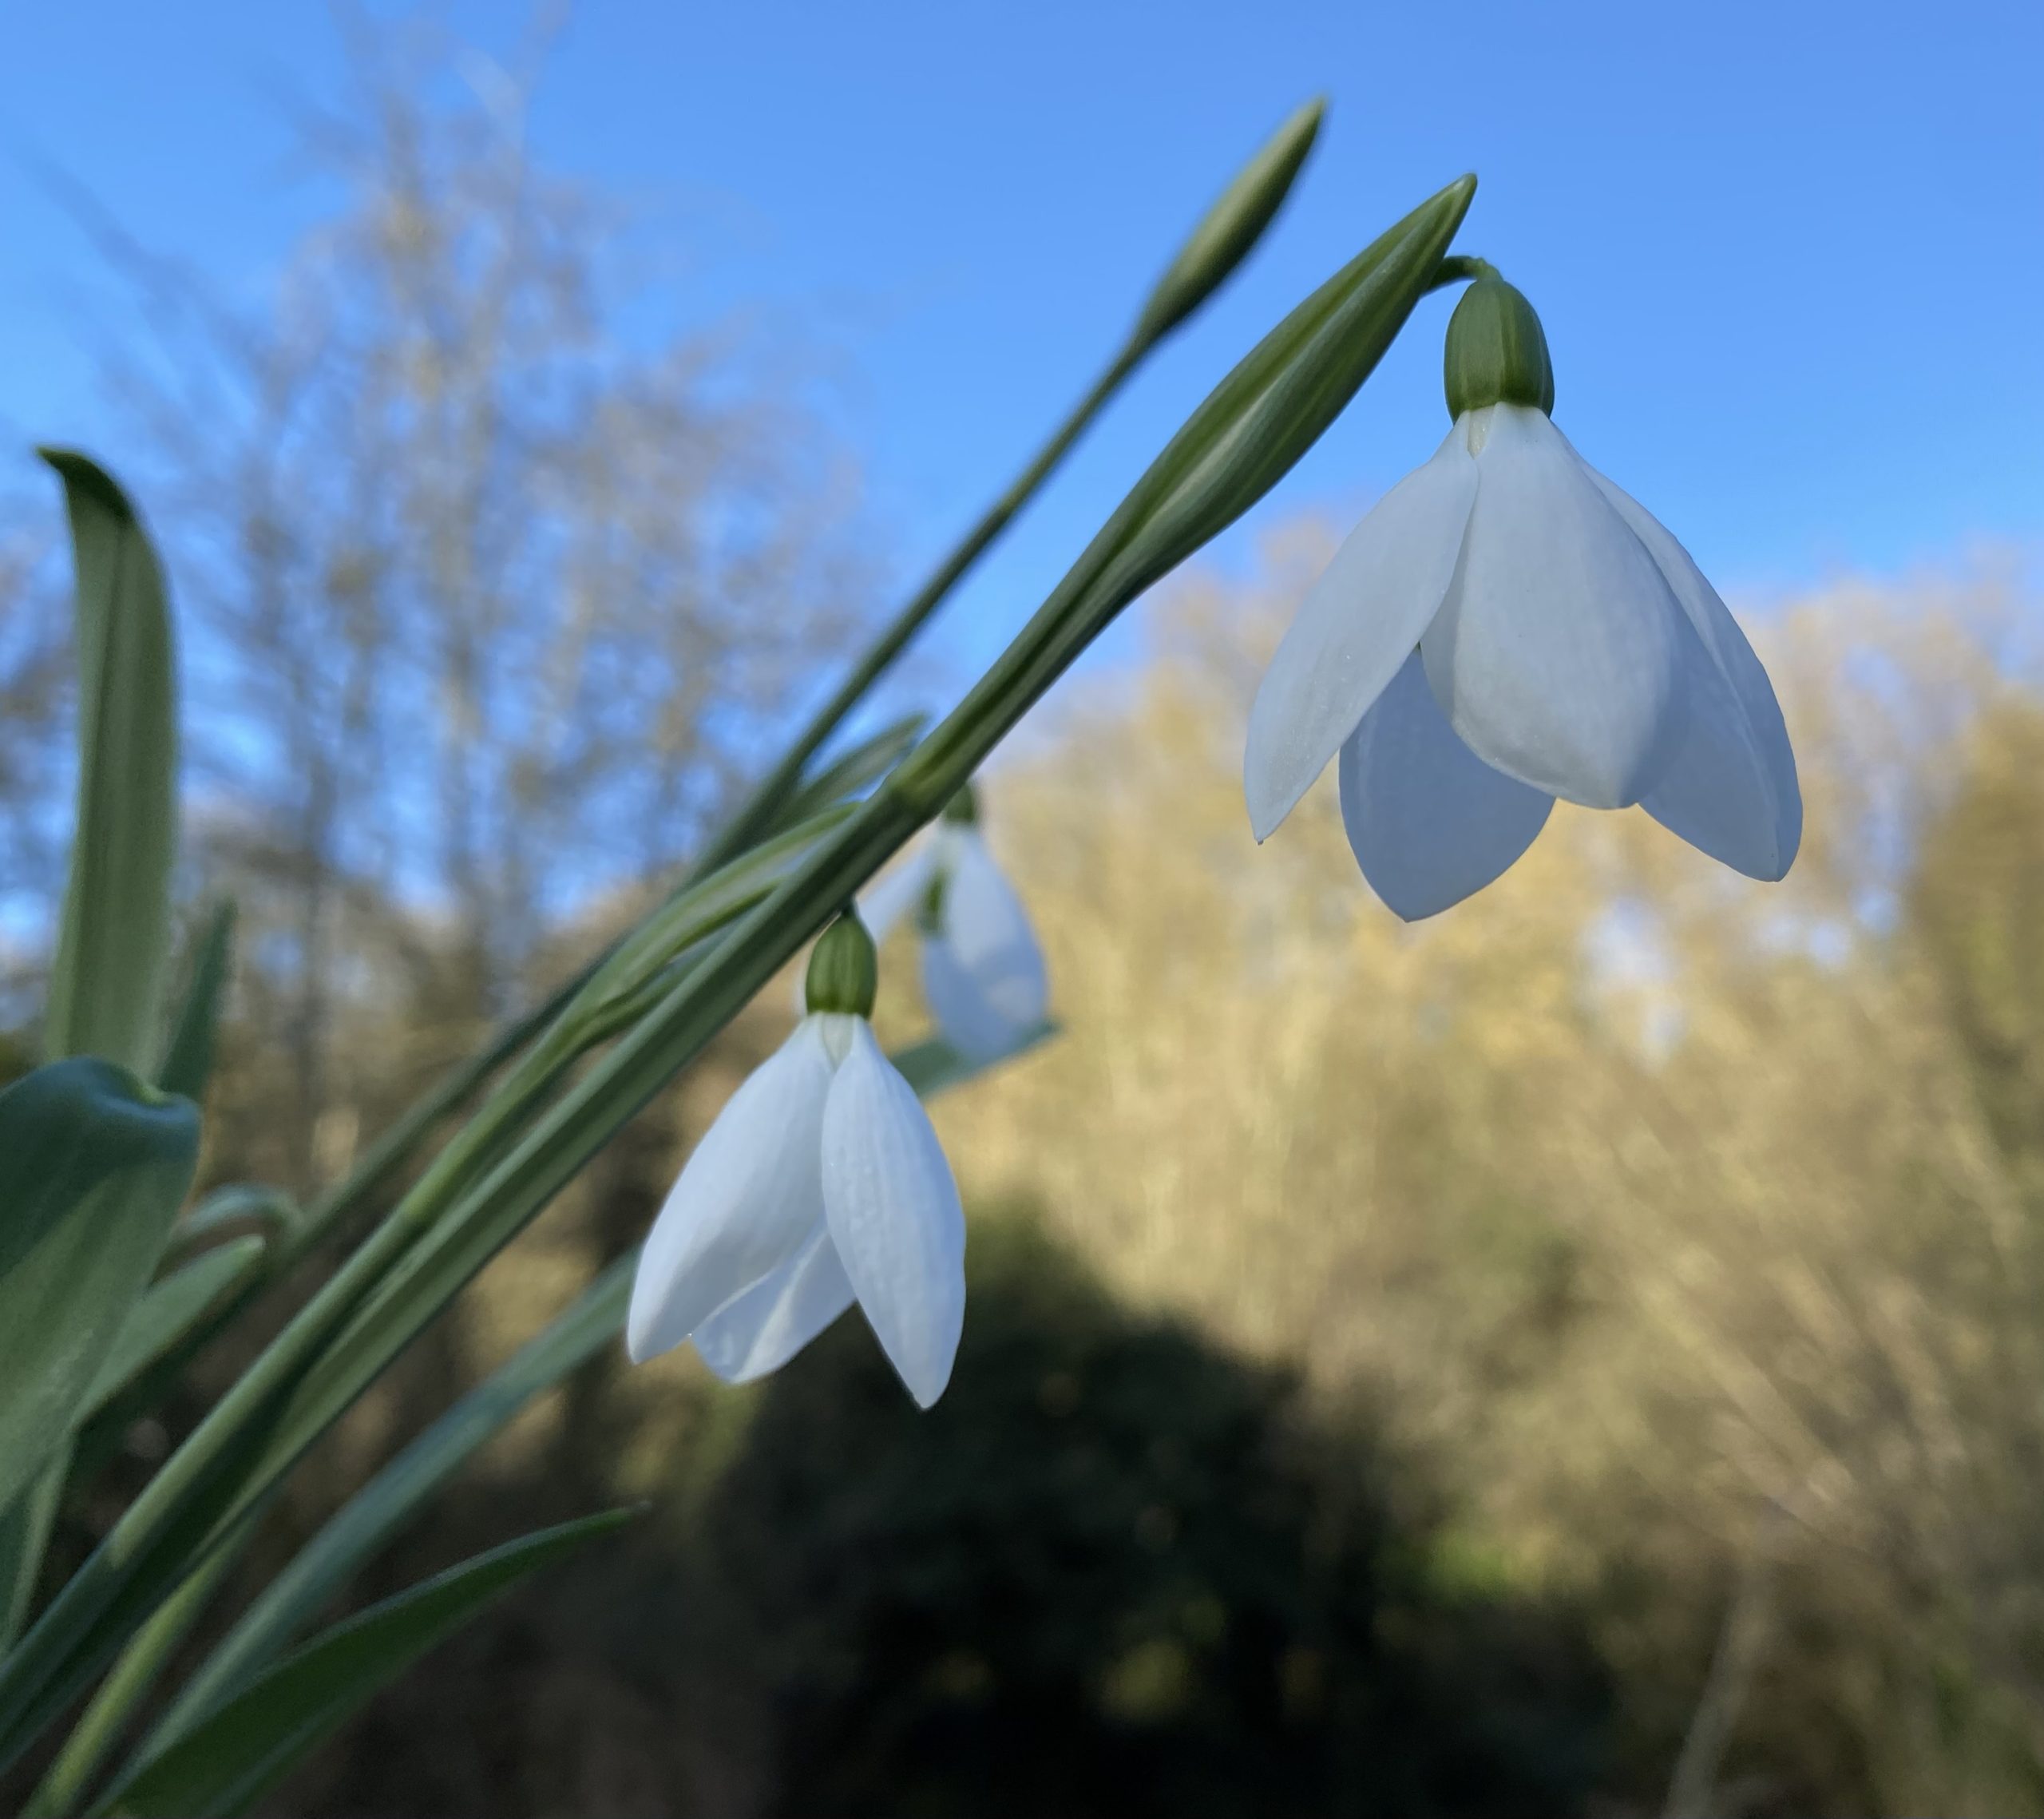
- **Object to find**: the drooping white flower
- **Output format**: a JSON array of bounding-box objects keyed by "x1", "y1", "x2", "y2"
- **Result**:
[
  {"x1": 1244, "y1": 272, "x2": 1800, "y2": 921},
  {"x1": 858, "y1": 787, "x2": 1048, "y2": 1064},
  {"x1": 629, "y1": 912, "x2": 965, "y2": 1406}
]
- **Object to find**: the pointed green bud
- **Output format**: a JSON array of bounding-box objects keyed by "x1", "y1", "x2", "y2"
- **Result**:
[
  {"x1": 1442, "y1": 273, "x2": 1554, "y2": 419},
  {"x1": 940, "y1": 783, "x2": 979, "y2": 826},
  {"x1": 805, "y1": 909, "x2": 878, "y2": 1018},
  {"x1": 1134, "y1": 97, "x2": 1324, "y2": 346}
]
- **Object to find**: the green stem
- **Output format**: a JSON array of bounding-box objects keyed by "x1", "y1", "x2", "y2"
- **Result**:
[
  {"x1": 1424, "y1": 253, "x2": 1496, "y2": 293},
  {"x1": 694, "y1": 338, "x2": 1147, "y2": 873},
  {"x1": 281, "y1": 973, "x2": 583, "y2": 1267},
  {"x1": 22, "y1": 1548, "x2": 238, "y2": 1817},
  {"x1": 254, "y1": 318, "x2": 1142, "y2": 1278},
  {"x1": 0, "y1": 174, "x2": 1473, "y2": 1777}
]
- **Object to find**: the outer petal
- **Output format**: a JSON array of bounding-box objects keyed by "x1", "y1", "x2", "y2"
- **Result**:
[
  {"x1": 690, "y1": 1223, "x2": 857, "y2": 1383},
  {"x1": 1584, "y1": 469, "x2": 1801, "y2": 878},
  {"x1": 819, "y1": 1019, "x2": 966, "y2": 1408},
  {"x1": 922, "y1": 828, "x2": 1048, "y2": 1061},
  {"x1": 1420, "y1": 405, "x2": 1686, "y2": 810},
  {"x1": 625, "y1": 1016, "x2": 835, "y2": 1364},
  {"x1": 1243, "y1": 422, "x2": 1479, "y2": 840},
  {"x1": 1337, "y1": 650, "x2": 1553, "y2": 921}
]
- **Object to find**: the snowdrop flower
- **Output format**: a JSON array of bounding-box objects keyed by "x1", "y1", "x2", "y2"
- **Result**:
[
  {"x1": 628, "y1": 910, "x2": 965, "y2": 1407},
  {"x1": 858, "y1": 786, "x2": 1048, "y2": 1064},
  {"x1": 1244, "y1": 271, "x2": 1800, "y2": 921}
]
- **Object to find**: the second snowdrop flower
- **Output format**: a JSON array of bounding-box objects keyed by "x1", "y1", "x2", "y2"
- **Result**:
[
  {"x1": 1244, "y1": 270, "x2": 1800, "y2": 921},
  {"x1": 862, "y1": 786, "x2": 1048, "y2": 1064},
  {"x1": 628, "y1": 910, "x2": 965, "y2": 1407}
]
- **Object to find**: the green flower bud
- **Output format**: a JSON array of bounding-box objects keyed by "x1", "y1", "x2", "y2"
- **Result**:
[
  {"x1": 805, "y1": 910, "x2": 878, "y2": 1018},
  {"x1": 940, "y1": 783, "x2": 979, "y2": 826},
  {"x1": 1134, "y1": 98, "x2": 1324, "y2": 345},
  {"x1": 1442, "y1": 274, "x2": 1555, "y2": 419}
]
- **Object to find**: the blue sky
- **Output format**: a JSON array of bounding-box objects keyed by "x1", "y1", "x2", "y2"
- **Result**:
[{"x1": 2, "y1": 0, "x2": 2039, "y2": 699}]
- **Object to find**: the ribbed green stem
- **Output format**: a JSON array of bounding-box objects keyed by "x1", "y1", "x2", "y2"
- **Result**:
[
  {"x1": 695, "y1": 339, "x2": 1146, "y2": 874},
  {"x1": 0, "y1": 171, "x2": 1474, "y2": 1780},
  {"x1": 22, "y1": 1548, "x2": 238, "y2": 1817}
]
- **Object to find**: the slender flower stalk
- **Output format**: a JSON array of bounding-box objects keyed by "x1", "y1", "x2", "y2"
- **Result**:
[{"x1": 1245, "y1": 272, "x2": 1800, "y2": 919}]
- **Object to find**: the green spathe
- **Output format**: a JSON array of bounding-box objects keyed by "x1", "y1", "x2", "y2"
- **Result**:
[
  {"x1": 1135, "y1": 97, "x2": 1325, "y2": 344},
  {"x1": 1443, "y1": 274, "x2": 1555, "y2": 418}
]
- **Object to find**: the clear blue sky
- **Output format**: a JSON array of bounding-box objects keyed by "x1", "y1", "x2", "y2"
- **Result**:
[{"x1": 2, "y1": 0, "x2": 2039, "y2": 696}]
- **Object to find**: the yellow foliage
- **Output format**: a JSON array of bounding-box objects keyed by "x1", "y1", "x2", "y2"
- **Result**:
[{"x1": 919, "y1": 529, "x2": 2044, "y2": 1808}]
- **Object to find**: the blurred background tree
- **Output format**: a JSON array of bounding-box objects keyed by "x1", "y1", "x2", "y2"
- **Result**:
[
  {"x1": 7, "y1": 16, "x2": 2044, "y2": 1819},
  {"x1": 51, "y1": 14, "x2": 870, "y2": 1195}
]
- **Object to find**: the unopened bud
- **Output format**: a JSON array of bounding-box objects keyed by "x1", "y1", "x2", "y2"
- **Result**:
[{"x1": 1135, "y1": 98, "x2": 1324, "y2": 345}]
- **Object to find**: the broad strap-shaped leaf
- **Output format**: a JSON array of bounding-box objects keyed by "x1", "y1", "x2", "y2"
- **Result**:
[
  {"x1": 145, "y1": 1256, "x2": 633, "y2": 1749},
  {"x1": 77, "y1": 1238, "x2": 267, "y2": 1431},
  {"x1": 39, "y1": 450, "x2": 179, "y2": 1076},
  {"x1": 0, "y1": 1059, "x2": 199, "y2": 1517},
  {"x1": 97, "y1": 1509, "x2": 636, "y2": 1818},
  {"x1": 155, "y1": 902, "x2": 235, "y2": 1103}
]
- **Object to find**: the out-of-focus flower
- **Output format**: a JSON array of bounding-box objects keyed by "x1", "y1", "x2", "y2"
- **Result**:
[{"x1": 862, "y1": 786, "x2": 1048, "y2": 1061}]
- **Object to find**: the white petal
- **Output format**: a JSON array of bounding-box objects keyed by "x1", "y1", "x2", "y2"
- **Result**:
[
  {"x1": 625, "y1": 1017, "x2": 835, "y2": 1364},
  {"x1": 1338, "y1": 650, "x2": 1553, "y2": 921},
  {"x1": 819, "y1": 1019, "x2": 966, "y2": 1407},
  {"x1": 1242, "y1": 422, "x2": 1478, "y2": 840},
  {"x1": 1583, "y1": 470, "x2": 1801, "y2": 878},
  {"x1": 922, "y1": 828, "x2": 1048, "y2": 1061},
  {"x1": 1420, "y1": 405, "x2": 1686, "y2": 810},
  {"x1": 689, "y1": 1223, "x2": 857, "y2": 1383}
]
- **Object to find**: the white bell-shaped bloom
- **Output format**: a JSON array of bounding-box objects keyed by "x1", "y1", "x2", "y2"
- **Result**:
[
  {"x1": 1244, "y1": 402, "x2": 1800, "y2": 920},
  {"x1": 627, "y1": 1009, "x2": 966, "y2": 1407},
  {"x1": 858, "y1": 817, "x2": 1048, "y2": 1064}
]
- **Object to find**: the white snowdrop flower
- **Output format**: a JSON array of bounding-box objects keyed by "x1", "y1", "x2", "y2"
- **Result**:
[
  {"x1": 629, "y1": 910, "x2": 965, "y2": 1408},
  {"x1": 1244, "y1": 271, "x2": 1800, "y2": 921},
  {"x1": 858, "y1": 787, "x2": 1049, "y2": 1064}
]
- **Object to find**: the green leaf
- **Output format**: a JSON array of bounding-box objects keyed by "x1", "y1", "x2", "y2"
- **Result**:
[
  {"x1": 771, "y1": 712, "x2": 926, "y2": 833},
  {"x1": 155, "y1": 902, "x2": 234, "y2": 1104},
  {"x1": 0, "y1": 1456, "x2": 68, "y2": 1651},
  {"x1": 0, "y1": 1059, "x2": 199, "y2": 1518},
  {"x1": 77, "y1": 1238, "x2": 267, "y2": 1431},
  {"x1": 97, "y1": 1510, "x2": 636, "y2": 1818},
  {"x1": 147, "y1": 1255, "x2": 632, "y2": 1750},
  {"x1": 38, "y1": 451, "x2": 179, "y2": 1076},
  {"x1": 0, "y1": 813, "x2": 851, "y2": 1773},
  {"x1": 0, "y1": 179, "x2": 1472, "y2": 1773}
]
